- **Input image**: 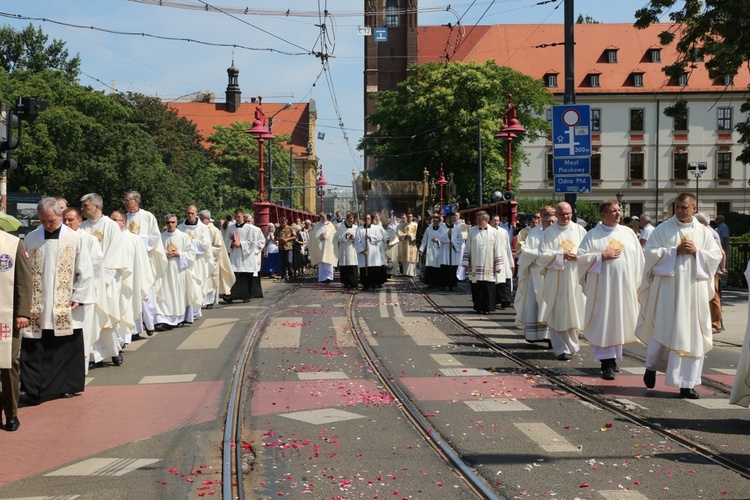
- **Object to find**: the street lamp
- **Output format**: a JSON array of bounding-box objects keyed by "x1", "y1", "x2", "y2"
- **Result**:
[
  {"x1": 421, "y1": 167, "x2": 429, "y2": 221},
  {"x1": 494, "y1": 94, "x2": 526, "y2": 225},
  {"x1": 247, "y1": 97, "x2": 275, "y2": 227},
  {"x1": 362, "y1": 169, "x2": 372, "y2": 218},
  {"x1": 317, "y1": 165, "x2": 327, "y2": 214},
  {"x1": 267, "y1": 102, "x2": 292, "y2": 203},
  {"x1": 687, "y1": 162, "x2": 708, "y2": 209},
  {"x1": 436, "y1": 164, "x2": 448, "y2": 215}
]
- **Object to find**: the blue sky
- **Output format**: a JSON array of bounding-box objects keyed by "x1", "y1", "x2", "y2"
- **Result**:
[{"x1": 2, "y1": 1, "x2": 649, "y2": 188}]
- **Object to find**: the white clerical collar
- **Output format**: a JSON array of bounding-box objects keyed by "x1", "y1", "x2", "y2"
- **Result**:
[
  {"x1": 676, "y1": 218, "x2": 694, "y2": 228},
  {"x1": 600, "y1": 222, "x2": 617, "y2": 233}
]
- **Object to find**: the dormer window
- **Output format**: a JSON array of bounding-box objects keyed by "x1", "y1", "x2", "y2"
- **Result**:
[
  {"x1": 632, "y1": 71, "x2": 644, "y2": 87},
  {"x1": 607, "y1": 49, "x2": 618, "y2": 63},
  {"x1": 545, "y1": 72, "x2": 559, "y2": 88},
  {"x1": 650, "y1": 48, "x2": 661, "y2": 62},
  {"x1": 678, "y1": 73, "x2": 688, "y2": 87},
  {"x1": 590, "y1": 74, "x2": 600, "y2": 87},
  {"x1": 725, "y1": 75, "x2": 734, "y2": 86}
]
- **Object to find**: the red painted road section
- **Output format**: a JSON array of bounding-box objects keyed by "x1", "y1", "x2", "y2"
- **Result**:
[
  {"x1": 569, "y1": 374, "x2": 733, "y2": 398},
  {"x1": 250, "y1": 379, "x2": 387, "y2": 416},
  {"x1": 1, "y1": 381, "x2": 223, "y2": 486},
  {"x1": 401, "y1": 375, "x2": 572, "y2": 401}
]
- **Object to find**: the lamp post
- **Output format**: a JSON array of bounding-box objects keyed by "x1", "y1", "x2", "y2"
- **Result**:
[
  {"x1": 362, "y1": 169, "x2": 372, "y2": 219},
  {"x1": 247, "y1": 97, "x2": 275, "y2": 227},
  {"x1": 436, "y1": 164, "x2": 448, "y2": 215},
  {"x1": 494, "y1": 94, "x2": 526, "y2": 225},
  {"x1": 429, "y1": 180, "x2": 437, "y2": 213},
  {"x1": 447, "y1": 173, "x2": 456, "y2": 211},
  {"x1": 317, "y1": 165, "x2": 327, "y2": 214},
  {"x1": 421, "y1": 167, "x2": 429, "y2": 222},
  {"x1": 267, "y1": 102, "x2": 292, "y2": 204},
  {"x1": 687, "y1": 162, "x2": 708, "y2": 210}
]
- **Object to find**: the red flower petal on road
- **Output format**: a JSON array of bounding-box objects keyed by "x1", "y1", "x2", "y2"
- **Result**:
[{"x1": 580, "y1": 483, "x2": 590, "y2": 487}]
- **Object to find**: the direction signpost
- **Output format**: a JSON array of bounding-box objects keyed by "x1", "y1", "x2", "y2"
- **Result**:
[{"x1": 552, "y1": 104, "x2": 592, "y2": 197}]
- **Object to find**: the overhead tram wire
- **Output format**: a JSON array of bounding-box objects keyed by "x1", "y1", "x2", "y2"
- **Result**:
[{"x1": 0, "y1": 11, "x2": 310, "y2": 56}]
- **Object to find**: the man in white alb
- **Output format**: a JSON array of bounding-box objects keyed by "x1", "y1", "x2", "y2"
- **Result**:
[
  {"x1": 335, "y1": 212, "x2": 358, "y2": 289},
  {"x1": 155, "y1": 214, "x2": 199, "y2": 329},
  {"x1": 309, "y1": 212, "x2": 338, "y2": 283},
  {"x1": 178, "y1": 205, "x2": 214, "y2": 313}
]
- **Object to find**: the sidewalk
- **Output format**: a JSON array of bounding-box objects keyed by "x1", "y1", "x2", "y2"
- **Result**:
[{"x1": 717, "y1": 287, "x2": 748, "y2": 344}]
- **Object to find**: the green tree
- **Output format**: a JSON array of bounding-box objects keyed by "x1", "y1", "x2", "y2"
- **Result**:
[
  {"x1": 576, "y1": 14, "x2": 601, "y2": 24},
  {"x1": 0, "y1": 24, "x2": 80, "y2": 78},
  {"x1": 634, "y1": 1, "x2": 750, "y2": 163},
  {"x1": 358, "y1": 61, "x2": 554, "y2": 206}
]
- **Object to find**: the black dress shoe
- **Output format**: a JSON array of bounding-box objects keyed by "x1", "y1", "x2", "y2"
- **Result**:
[
  {"x1": 680, "y1": 388, "x2": 700, "y2": 399},
  {"x1": 557, "y1": 353, "x2": 572, "y2": 361},
  {"x1": 602, "y1": 367, "x2": 616, "y2": 380},
  {"x1": 89, "y1": 361, "x2": 96, "y2": 370},
  {"x1": 5, "y1": 416, "x2": 19, "y2": 432},
  {"x1": 154, "y1": 323, "x2": 171, "y2": 332},
  {"x1": 112, "y1": 355, "x2": 123, "y2": 366},
  {"x1": 242, "y1": 298, "x2": 251, "y2": 303},
  {"x1": 221, "y1": 298, "x2": 234, "y2": 305},
  {"x1": 643, "y1": 369, "x2": 656, "y2": 389},
  {"x1": 205, "y1": 303, "x2": 214, "y2": 309},
  {"x1": 146, "y1": 329, "x2": 154, "y2": 336},
  {"x1": 19, "y1": 391, "x2": 41, "y2": 405},
  {"x1": 61, "y1": 392, "x2": 75, "y2": 399}
]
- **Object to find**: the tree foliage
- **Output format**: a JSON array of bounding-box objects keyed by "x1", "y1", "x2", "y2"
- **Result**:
[
  {"x1": 634, "y1": 1, "x2": 750, "y2": 163},
  {"x1": 358, "y1": 61, "x2": 554, "y2": 207},
  {"x1": 0, "y1": 24, "x2": 80, "y2": 79}
]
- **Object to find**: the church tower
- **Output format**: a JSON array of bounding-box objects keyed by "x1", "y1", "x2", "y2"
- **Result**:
[
  {"x1": 225, "y1": 62, "x2": 241, "y2": 113},
  {"x1": 363, "y1": 0, "x2": 418, "y2": 170}
]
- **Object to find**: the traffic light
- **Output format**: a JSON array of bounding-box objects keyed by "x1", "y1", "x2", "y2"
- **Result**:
[{"x1": 0, "y1": 103, "x2": 19, "y2": 171}]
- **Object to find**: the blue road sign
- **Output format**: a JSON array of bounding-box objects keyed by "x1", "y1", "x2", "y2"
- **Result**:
[
  {"x1": 374, "y1": 27, "x2": 388, "y2": 42},
  {"x1": 554, "y1": 175, "x2": 592, "y2": 194},
  {"x1": 553, "y1": 157, "x2": 590, "y2": 176},
  {"x1": 552, "y1": 104, "x2": 591, "y2": 158}
]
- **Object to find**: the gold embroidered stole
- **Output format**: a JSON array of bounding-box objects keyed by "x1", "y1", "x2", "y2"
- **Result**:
[{"x1": 0, "y1": 232, "x2": 19, "y2": 369}]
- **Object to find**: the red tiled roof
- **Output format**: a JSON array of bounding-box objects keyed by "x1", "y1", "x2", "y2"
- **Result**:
[
  {"x1": 418, "y1": 23, "x2": 749, "y2": 93},
  {"x1": 167, "y1": 101, "x2": 310, "y2": 154}
]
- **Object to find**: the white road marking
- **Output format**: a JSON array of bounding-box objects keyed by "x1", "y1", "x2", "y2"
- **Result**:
[
  {"x1": 358, "y1": 318, "x2": 379, "y2": 346},
  {"x1": 391, "y1": 291, "x2": 404, "y2": 318},
  {"x1": 687, "y1": 399, "x2": 744, "y2": 410},
  {"x1": 331, "y1": 317, "x2": 356, "y2": 347},
  {"x1": 396, "y1": 317, "x2": 451, "y2": 346},
  {"x1": 177, "y1": 318, "x2": 238, "y2": 350},
  {"x1": 46, "y1": 458, "x2": 160, "y2": 477},
  {"x1": 513, "y1": 422, "x2": 581, "y2": 453},
  {"x1": 598, "y1": 490, "x2": 650, "y2": 499},
  {"x1": 614, "y1": 398, "x2": 648, "y2": 410},
  {"x1": 620, "y1": 366, "x2": 647, "y2": 375},
  {"x1": 440, "y1": 368, "x2": 494, "y2": 377},
  {"x1": 279, "y1": 408, "x2": 366, "y2": 425},
  {"x1": 139, "y1": 374, "x2": 196, "y2": 384},
  {"x1": 464, "y1": 399, "x2": 532, "y2": 412},
  {"x1": 430, "y1": 354, "x2": 463, "y2": 366},
  {"x1": 297, "y1": 371, "x2": 349, "y2": 380},
  {"x1": 259, "y1": 317, "x2": 303, "y2": 348},
  {"x1": 711, "y1": 368, "x2": 737, "y2": 375}
]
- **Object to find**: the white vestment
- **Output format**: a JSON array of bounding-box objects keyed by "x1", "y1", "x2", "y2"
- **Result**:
[
  {"x1": 397, "y1": 221, "x2": 418, "y2": 275},
  {"x1": 419, "y1": 225, "x2": 443, "y2": 269},
  {"x1": 385, "y1": 225, "x2": 400, "y2": 275},
  {"x1": 577, "y1": 223, "x2": 644, "y2": 359},
  {"x1": 226, "y1": 223, "x2": 264, "y2": 274},
  {"x1": 127, "y1": 209, "x2": 167, "y2": 332},
  {"x1": 119, "y1": 228, "x2": 154, "y2": 340},
  {"x1": 355, "y1": 225, "x2": 384, "y2": 267},
  {"x1": 538, "y1": 222, "x2": 587, "y2": 356},
  {"x1": 207, "y1": 223, "x2": 235, "y2": 302},
  {"x1": 636, "y1": 216, "x2": 722, "y2": 388},
  {"x1": 155, "y1": 229, "x2": 199, "y2": 326},
  {"x1": 730, "y1": 263, "x2": 750, "y2": 407},
  {"x1": 437, "y1": 224, "x2": 464, "y2": 267},
  {"x1": 310, "y1": 221, "x2": 338, "y2": 282},
  {"x1": 461, "y1": 226, "x2": 510, "y2": 284},
  {"x1": 513, "y1": 225, "x2": 550, "y2": 343},
  {"x1": 178, "y1": 219, "x2": 214, "y2": 307},
  {"x1": 76, "y1": 230, "x2": 107, "y2": 368},
  {"x1": 335, "y1": 223, "x2": 358, "y2": 266}
]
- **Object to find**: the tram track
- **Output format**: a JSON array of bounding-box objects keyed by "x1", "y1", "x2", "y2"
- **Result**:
[{"x1": 410, "y1": 278, "x2": 750, "y2": 482}]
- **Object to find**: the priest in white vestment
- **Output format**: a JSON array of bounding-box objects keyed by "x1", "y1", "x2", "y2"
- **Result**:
[
  {"x1": 155, "y1": 215, "x2": 199, "y2": 329},
  {"x1": 112, "y1": 210, "x2": 154, "y2": 342},
  {"x1": 199, "y1": 210, "x2": 235, "y2": 305},
  {"x1": 514, "y1": 207, "x2": 554, "y2": 346},
  {"x1": 178, "y1": 205, "x2": 214, "y2": 313},
  {"x1": 63, "y1": 208, "x2": 108, "y2": 372},
  {"x1": 224, "y1": 210, "x2": 264, "y2": 303},
  {"x1": 730, "y1": 262, "x2": 750, "y2": 407},
  {"x1": 397, "y1": 213, "x2": 419, "y2": 276},
  {"x1": 335, "y1": 213, "x2": 358, "y2": 289},
  {"x1": 385, "y1": 216, "x2": 400, "y2": 277},
  {"x1": 438, "y1": 212, "x2": 464, "y2": 291},
  {"x1": 355, "y1": 213, "x2": 384, "y2": 291},
  {"x1": 419, "y1": 214, "x2": 443, "y2": 288},
  {"x1": 462, "y1": 211, "x2": 509, "y2": 314},
  {"x1": 636, "y1": 193, "x2": 722, "y2": 399},
  {"x1": 309, "y1": 213, "x2": 338, "y2": 283},
  {"x1": 577, "y1": 200, "x2": 644, "y2": 379},
  {"x1": 21, "y1": 198, "x2": 93, "y2": 402},
  {"x1": 80, "y1": 193, "x2": 129, "y2": 366},
  {"x1": 124, "y1": 191, "x2": 167, "y2": 336},
  {"x1": 537, "y1": 202, "x2": 587, "y2": 361}
]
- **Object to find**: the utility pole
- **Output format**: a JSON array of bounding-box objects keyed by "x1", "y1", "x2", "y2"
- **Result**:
[
  {"x1": 477, "y1": 120, "x2": 482, "y2": 206},
  {"x1": 563, "y1": 0, "x2": 577, "y2": 220}
]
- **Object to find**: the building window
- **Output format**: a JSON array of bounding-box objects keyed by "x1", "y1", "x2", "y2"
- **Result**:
[
  {"x1": 591, "y1": 108, "x2": 601, "y2": 132},
  {"x1": 546, "y1": 108, "x2": 552, "y2": 122},
  {"x1": 629, "y1": 202, "x2": 644, "y2": 217},
  {"x1": 385, "y1": 0, "x2": 399, "y2": 27},
  {"x1": 717, "y1": 152, "x2": 732, "y2": 179},
  {"x1": 725, "y1": 75, "x2": 735, "y2": 87},
  {"x1": 633, "y1": 73, "x2": 644, "y2": 87},
  {"x1": 718, "y1": 107, "x2": 733, "y2": 131},
  {"x1": 547, "y1": 74, "x2": 558, "y2": 87},
  {"x1": 651, "y1": 49, "x2": 661, "y2": 63},
  {"x1": 678, "y1": 73, "x2": 688, "y2": 86},
  {"x1": 673, "y1": 152, "x2": 688, "y2": 179},
  {"x1": 607, "y1": 50, "x2": 618, "y2": 63},
  {"x1": 716, "y1": 201, "x2": 731, "y2": 216},
  {"x1": 590, "y1": 74, "x2": 600, "y2": 87},
  {"x1": 630, "y1": 109, "x2": 644, "y2": 132},
  {"x1": 673, "y1": 108, "x2": 688, "y2": 131},
  {"x1": 629, "y1": 152, "x2": 644, "y2": 180},
  {"x1": 591, "y1": 152, "x2": 601, "y2": 180},
  {"x1": 546, "y1": 153, "x2": 554, "y2": 180}
]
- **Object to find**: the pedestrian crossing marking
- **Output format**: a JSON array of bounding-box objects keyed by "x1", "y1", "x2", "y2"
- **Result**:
[
  {"x1": 464, "y1": 399, "x2": 532, "y2": 412},
  {"x1": 395, "y1": 317, "x2": 451, "y2": 346},
  {"x1": 331, "y1": 317, "x2": 356, "y2": 347},
  {"x1": 84, "y1": 377, "x2": 94, "y2": 386},
  {"x1": 5, "y1": 496, "x2": 81, "y2": 499},
  {"x1": 358, "y1": 318, "x2": 379, "y2": 346},
  {"x1": 297, "y1": 371, "x2": 349, "y2": 380},
  {"x1": 513, "y1": 422, "x2": 581, "y2": 453},
  {"x1": 430, "y1": 354, "x2": 463, "y2": 366},
  {"x1": 46, "y1": 458, "x2": 160, "y2": 477},
  {"x1": 139, "y1": 374, "x2": 197, "y2": 384},
  {"x1": 439, "y1": 368, "x2": 494, "y2": 377},
  {"x1": 279, "y1": 408, "x2": 366, "y2": 425},
  {"x1": 598, "y1": 490, "x2": 650, "y2": 499},
  {"x1": 177, "y1": 318, "x2": 238, "y2": 350},
  {"x1": 687, "y1": 399, "x2": 744, "y2": 410},
  {"x1": 614, "y1": 398, "x2": 648, "y2": 411},
  {"x1": 379, "y1": 290, "x2": 389, "y2": 317},
  {"x1": 620, "y1": 366, "x2": 647, "y2": 375},
  {"x1": 259, "y1": 317, "x2": 303, "y2": 348},
  {"x1": 711, "y1": 368, "x2": 737, "y2": 375},
  {"x1": 391, "y1": 291, "x2": 404, "y2": 317}
]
